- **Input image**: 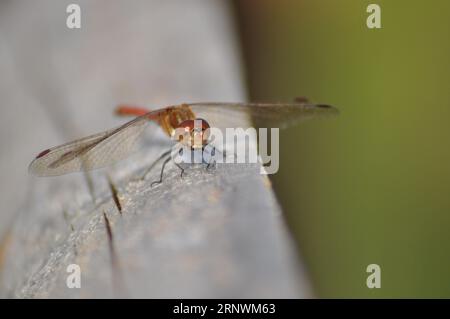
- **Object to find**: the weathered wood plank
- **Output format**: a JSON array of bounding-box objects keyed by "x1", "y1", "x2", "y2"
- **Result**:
[{"x1": 0, "y1": 0, "x2": 311, "y2": 298}]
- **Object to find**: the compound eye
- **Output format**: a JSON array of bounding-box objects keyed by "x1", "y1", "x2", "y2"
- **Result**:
[
  {"x1": 197, "y1": 118, "x2": 210, "y2": 131},
  {"x1": 177, "y1": 119, "x2": 210, "y2": 132},
  {"x1": 175, "y1": 119, "x2": 210, "y2": 148},
  {"x1": 177, "y1": 119, "x2": 195, "y2": 132},
  {"x1": 194, "y1": 118, "x2": 211, "y2": 140}
]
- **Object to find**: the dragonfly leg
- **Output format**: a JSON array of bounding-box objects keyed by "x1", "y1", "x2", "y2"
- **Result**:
[
  {"x1": 174, "y1": 162, "x2": 185, "y2": 178},
  {"x1": 151, "y1": 156, "x2": 171, "y2": 187},
  {"x1": 141, "y1": 149, "x2": 171, "y2": 180},
  {"x1": 206, "y1": 159, "x2": 216, "y2": 170},
  {"x1": 205, "y1": 146, "x2": 218, "y2": 170}
]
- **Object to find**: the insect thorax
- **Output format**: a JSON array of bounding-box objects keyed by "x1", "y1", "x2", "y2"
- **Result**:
[{"x1": 159, "y1": 104, "x2": 196, "y2": 137}]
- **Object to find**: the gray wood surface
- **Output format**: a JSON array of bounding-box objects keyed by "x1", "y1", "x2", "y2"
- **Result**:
[{"x1": 0, "y1": 0, "x2": 312, "y2": 298}]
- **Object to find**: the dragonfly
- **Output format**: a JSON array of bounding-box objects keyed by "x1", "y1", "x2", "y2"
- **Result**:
[{"x1": 28, "y1": 99, "x2": 338, "y2": 178}]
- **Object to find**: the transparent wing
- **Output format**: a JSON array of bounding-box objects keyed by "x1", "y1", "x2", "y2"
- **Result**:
[
  {"x1": 188, "y1": 102, "x2": 339, "y2": 130},
  {"x1": 28, "y1": 111, "x2": 160, "y2": 176}
]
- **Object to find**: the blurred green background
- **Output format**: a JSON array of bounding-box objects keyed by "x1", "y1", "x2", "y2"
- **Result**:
[{"x1": 235, "y1": 0, "x2": 450, "y2": 297}]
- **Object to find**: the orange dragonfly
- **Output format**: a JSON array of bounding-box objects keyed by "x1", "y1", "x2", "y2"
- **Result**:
[{"x1": 29, "y1": 100, "x2": 338, "y2": 177}]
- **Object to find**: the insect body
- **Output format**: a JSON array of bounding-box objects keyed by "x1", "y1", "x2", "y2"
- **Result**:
[{"x1": 29, "y1": 101, "x2": 338, "y2": 177}]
